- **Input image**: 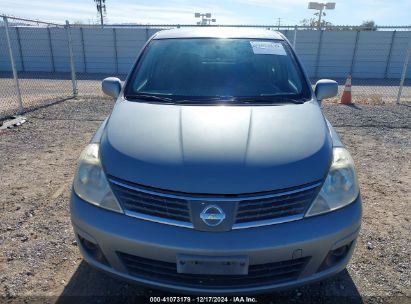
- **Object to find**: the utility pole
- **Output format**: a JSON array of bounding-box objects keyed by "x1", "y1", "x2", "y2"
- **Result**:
[
  {"x1": 94, "y1": 0, "x2": 106, "y2": 28},
  {"x1": 277, "y1": 18, "x2": 281, "y2": 30}
]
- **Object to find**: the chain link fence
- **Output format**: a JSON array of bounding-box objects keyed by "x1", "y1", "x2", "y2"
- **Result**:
[
  {"x1": 290, "y1": 28, "x2": 411, "y2": 104},
  {"x1": 71, "y1": 26, "x2": 161, "y2": 99},
  {"x1": 0, "y1": 16, "x2": 77, "y2": 119},
  {"x1": 1, "y1": 16, "x2": 411, "y2": 120}
]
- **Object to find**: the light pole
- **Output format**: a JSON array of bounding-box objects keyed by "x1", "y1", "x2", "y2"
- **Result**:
[
  {"x1": 308, "y1": 2, "x2": 335, "y2": 29},
  {"x1": 194, "y1": 13, "x2": 216, "y2": 25}
]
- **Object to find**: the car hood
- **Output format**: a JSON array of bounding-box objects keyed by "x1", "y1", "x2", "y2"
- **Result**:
[{"x1": 100, "y1": 100, "x2": 332, "y2": 194}]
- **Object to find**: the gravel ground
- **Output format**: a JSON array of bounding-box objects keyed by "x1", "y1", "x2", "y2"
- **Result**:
[{"x1": 0, "y1": 98, "x2": 410, "y2": 304}]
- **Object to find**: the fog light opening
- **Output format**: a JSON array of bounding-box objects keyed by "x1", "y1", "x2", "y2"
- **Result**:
[
  {"x1": 82, "y1": 238, "x2": 98, "y2": 252},
  {"x1": 78, "y1": 235, "x2": 109, "y2": 266},
  {"x1": 332, "y1": 245, "x2": 348, "y2": 257},
  {"x1": 319, "y1": 242, "x2": 353, "y2": 271}
]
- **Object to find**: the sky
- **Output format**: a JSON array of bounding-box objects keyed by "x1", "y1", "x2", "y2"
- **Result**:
[{"x1": 1, "y1": 0, "x2": 411, "y2": 26}]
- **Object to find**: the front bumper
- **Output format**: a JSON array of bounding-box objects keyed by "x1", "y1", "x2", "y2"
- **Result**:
[{"x1": 70, "y1": 192, "x2": 361, "y2": 295}]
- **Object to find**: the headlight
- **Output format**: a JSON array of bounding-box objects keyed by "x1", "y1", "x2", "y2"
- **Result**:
[
  {"x1": 305, "y1": 147, "x2": 359, "y2": 217},
  {"x1": 73, "y1": 144, "x2": 123, "y2": 213}
]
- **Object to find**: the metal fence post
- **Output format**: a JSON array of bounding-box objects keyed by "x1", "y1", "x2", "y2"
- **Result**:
[
  {"x1": 292, "y1": 25, "x2": 297, "y2": 49},
  {"x1": 350, "y1": 31, "x2": 360, "y2": 75},
  {"x1": 80, "y1": 27, "x2": 87, "y2": 73},
  {"x1": 113, "y1": 28, "x2": 119, "y2": 74},
  {"x1": 15, "y1": 27, "x2": 25, "y2": 72},
  {"x1": 384, "y1": 30, "x2": 396, "y2": 79},
  {"x1": 396, "y1": 32, "x2": 411, "y2": 104},
  {"x1": 314, "y1": 30, "x2": 324, "y2": 78},
  {"x1": 3, "y1": 16, "x2": 23, "y2": 113},
  {"x1": 65, "y1": 20, "x2": 78, "y2": 97},
  {"x1": 47, "y1": 27, "x2": 56, "y2": 72}
]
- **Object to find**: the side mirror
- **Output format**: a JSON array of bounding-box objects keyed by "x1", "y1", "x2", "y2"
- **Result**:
[
  {"x1": 314, "y1": 79, "x2": 338, "y2": 102},
  {"x1": 102, "y1": 77, "x2": 122, "y2": 98}
]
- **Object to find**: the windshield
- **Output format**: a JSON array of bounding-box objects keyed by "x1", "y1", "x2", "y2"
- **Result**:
[{"x1": 125, "y1": 38, "x2": 311, "y2": 103}]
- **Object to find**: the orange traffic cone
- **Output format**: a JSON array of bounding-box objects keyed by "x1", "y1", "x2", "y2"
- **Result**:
[{"x1": 340, "y1": 74, "x2": 352, "y2": 104}]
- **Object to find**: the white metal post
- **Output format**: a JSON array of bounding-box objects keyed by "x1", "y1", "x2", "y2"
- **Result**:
[
  {"x1": 65, "y1": 20, "x2": 78, "y2": 97},
  {"x1": 396, "y1": 33, "x2": 411, "y2": 104},
  {"x1": 293, "y1": 25, "x2": 297, "y2": 49},
  {"x1": 3, "y1": 16, "x2": 23, "y2": 113}
]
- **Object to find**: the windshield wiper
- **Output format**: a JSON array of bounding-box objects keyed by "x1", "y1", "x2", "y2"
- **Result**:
[
  {"x1": 126, "y1": 94, "x2": 306, "y2": 105},
  {"x1": 173, "y1": 96, "x2": 306, "y2": 105},
  {"x1": 231, "y1": 96, "x2": 305, "y2": 104},
  {"x1": 175, "y1": 96, "x2": 236, "y2": 104},
  {"x1": 125, "y1": 94, "x2": 174, "y2": 103},
  {"x1": 176, "y1": 94, "x2": 306, "y2": 104}
]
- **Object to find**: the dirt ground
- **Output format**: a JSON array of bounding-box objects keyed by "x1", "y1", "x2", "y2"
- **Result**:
[{"x1": 0, "y1": 98, "x2": 410, "y2": 304}]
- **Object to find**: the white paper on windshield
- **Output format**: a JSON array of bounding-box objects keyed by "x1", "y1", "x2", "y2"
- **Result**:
[{"x1": 250, "y1": 41, "x2": 287, "y2": 55}]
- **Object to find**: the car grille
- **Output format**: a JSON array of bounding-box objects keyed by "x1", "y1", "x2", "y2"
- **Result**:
[
  {"x1": 109, "y1": 180, "x2": 191, "y2": 223},
  {"x1": 109, "y1": 176, "x2": 321, "y2": 229},
  {"x1": 118, "y1": 252, "x2": 310, "y2": 289},
  {"x1": 235, "y1": 186, "x2": 319, "y2": 224}
]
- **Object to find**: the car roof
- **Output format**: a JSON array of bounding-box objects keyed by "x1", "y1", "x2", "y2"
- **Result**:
[{"x1": 152, "y1": 27, "x2": 285, "y2": 40}]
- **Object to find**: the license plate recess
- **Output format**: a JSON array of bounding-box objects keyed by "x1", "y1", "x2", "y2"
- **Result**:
[{"x1": 176, "y1": 254, "x2": 249, "y2": 275}]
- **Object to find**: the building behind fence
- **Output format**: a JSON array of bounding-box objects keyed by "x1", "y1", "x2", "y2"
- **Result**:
[{"x1": 1, "y1": 15, "x2": 411, "y2": 119}]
